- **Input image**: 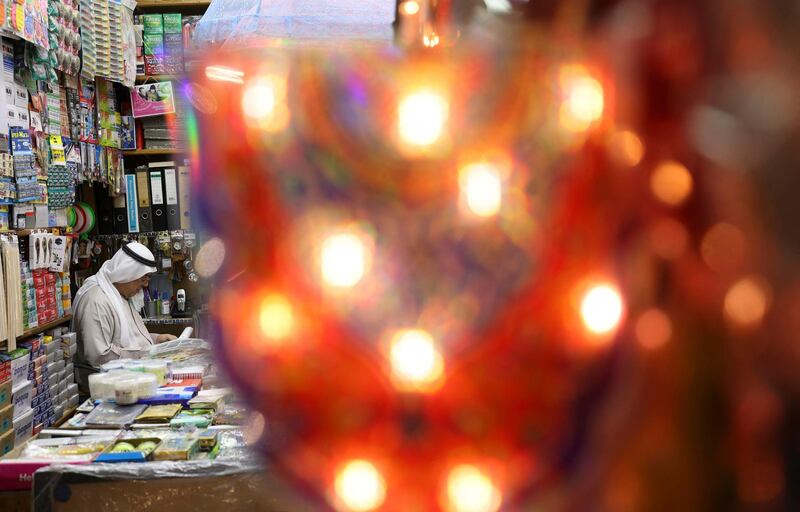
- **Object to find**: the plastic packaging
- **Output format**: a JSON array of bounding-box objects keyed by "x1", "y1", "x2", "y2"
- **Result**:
[
  {"x1": 114, "y1": 375, "x2": 141, "y2": 404},
  {"x1": 141, "y1": 361, "x2": 168, "y2": 385}
]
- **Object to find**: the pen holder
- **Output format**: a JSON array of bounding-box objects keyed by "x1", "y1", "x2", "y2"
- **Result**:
[{"x1": 145, "y1": 301, "x2": 158, "y2": 319}]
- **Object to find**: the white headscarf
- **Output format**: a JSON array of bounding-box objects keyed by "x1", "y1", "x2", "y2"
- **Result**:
[{"x1": 73, "y1": 242, "x2": 157, "y2": 345}]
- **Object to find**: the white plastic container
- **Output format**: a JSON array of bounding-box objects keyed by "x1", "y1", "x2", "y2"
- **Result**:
[{"x1": 113, "y1": 376, "x2": 141, "y2": 405}]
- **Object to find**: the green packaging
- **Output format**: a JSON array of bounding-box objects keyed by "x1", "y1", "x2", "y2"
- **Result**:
[
  {"x1": 142, "y1": 14, "x2": 164, "y2": 33},
  {"x1": 143, "y1": 33, "x2": 165, "y2": 56},
  {"x1": 162, "y1": 13, "x2": 182, "y2": 33}
]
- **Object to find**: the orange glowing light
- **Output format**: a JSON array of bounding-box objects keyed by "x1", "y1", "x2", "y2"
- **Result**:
[
  {"x1": 559, "y1": 65, "x2": 604, "y2": 132},
  {"x1": 649, "y1": 217, "x2": 688, "y2": 260},
  {"x1": 635, "y1": 309, "x2": 672, "y2": 349},
  {"x1": 446, "y1": 465, "x2": 502, "y2": 512},
  {"x1": 724, "y1": 276, "x2": 771, "y2": 329},
  {"x1": 423, "y1": 31, "x2": 440, "y2": 48},
  {"x1": 258, "y1": 294, "x2": 294, "y2": 341},
  {"x1": 389, "y1": 329, "x2": 444, "y2": 392},
  {"x1": 459, "y1": 162, "x2": 503, "y2": 218},
  {"x1": 609, "y1": 129, "x2": 645, "y2": 167},
  {"x1": 650, "y1": 161, "x2": 693, "y2": 206},
  {"x1": 580, "y1": 283, "x2": 625, "y2": 336},
  {"x1": 398, "y1": 90, "x2": 448, "y2": 146},
  {"x1": 701, "y1": 222, "x2": 746, "y2": 274},
  {"x1": 400, "y1": 0, "x2": 420, "y2": 15},
  {"x1": 333, "y1": 460, "x2": 386, "y2": 511}
]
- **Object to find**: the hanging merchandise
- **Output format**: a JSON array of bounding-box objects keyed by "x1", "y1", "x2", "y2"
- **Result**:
[
  {"x1": 0, "y1": 236, "x2": 6, "y2": 345},
  {"x1": 96, "y1": 78, "x2": 120, "y2": 148},
  {"x1": 2, "y1": 234, "x2": 24, "y2": 345},
  {"x1": 79, "y1": 0, "x2": 136, "y2": 86},
  {"x1": 6, "y1": 0, "x2": 51, "y2": 50},
  {"x1": 131, "y1": 81, "x2": 176, "y2": 118},
  {"x1": 47, "y1": 0, "x2": 82, "y2": 76}
]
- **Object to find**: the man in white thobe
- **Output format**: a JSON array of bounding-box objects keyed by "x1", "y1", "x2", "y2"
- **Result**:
[{"x1": 72, "y1": 242, "x2": 176, "y2": 391}]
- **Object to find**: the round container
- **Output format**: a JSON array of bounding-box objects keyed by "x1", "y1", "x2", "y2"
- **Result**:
[
  {"x1": 114, "y1": 376, "x2": 141, "y2": 405},
  {"x1": 142, "y1": 361, "x2": 168, "y2": 385},
  {"x1": 134, "y1": 373, "x2": 158, "y2": 398}
]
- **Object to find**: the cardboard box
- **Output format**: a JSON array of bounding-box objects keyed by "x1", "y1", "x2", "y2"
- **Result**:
[
  {"x1": 0, "y1": 379, "x2": 11, "y2": 409},
  {"x1": 11, "y1": 380, "x2": 31, "y2": 418},
  {"x1": 8, "y1": 350, "x2": 30, "y2": 388},
  {"x1": 162, "y1": 13, "x2": 182, "y2": 33},
  {"x1": 0, "y1": 429, "x2": 12, "y2": 456},
  {"x1": 0, "y1": 404, "x2": 13, "y2": 436}
]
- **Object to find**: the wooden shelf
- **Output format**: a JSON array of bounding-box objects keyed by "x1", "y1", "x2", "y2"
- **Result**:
[
  {"x1": 122, "y1": 148, "x2": 186, "y2": 156},
  {"x1": 135, "y1": 0, "x2": 210, "y2": 9},
  {"x1": 135, "y1": 74, "x2": 183, "y2": 83},
  {"x1": 19, "y1": 315, "x2": 72, "y2": 340}
]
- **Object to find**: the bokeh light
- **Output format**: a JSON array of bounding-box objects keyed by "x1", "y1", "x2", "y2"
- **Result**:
[
  {"x1": 459, "y1": 162, "x2": 503, "y2": 218},
  {"x1": 398, "y1": 90, "x2": 449, "y2": 146},
  {"x1": 389, "y1": 329, "x2": 444, "y2": 392},
  {"x1": 333, "y1": 460, "x2": 386, "y2": 511},
  {"x1": 242, "y1": 74, "x2": 289, "y2": 131},
  {"x1": 446, "y1": 465, "x2": 502, "y2": 512},
  {"x1": 609, "y1": 129, "x2": 645, "y2": 167},
  {"x1": 580, "y1": 283, "x2": 625, "y2": 336},
  {"x1": 400, "y1": 0, "x2": 420, "y2": 16},
  {"x1": 650, "y1": 161, "x2": 693, "y2": 206},
  {"x1": 559, "y1": 65, "x2": 604, "y2": 132},
  {"x1": 649, "y1": 217, "x2": 689, "y2": 260},
  {"x1": 701, "y1": 222, "x2": 746, "y2": 274},
  {"x1": 724, "y1": 275, "x2": 771, "y2": 329},
  {"x1": 423, "y1": 31, "x2": 440, "y2": 48},
  {"x1": 242, "y1": 79, "x2": 276, "y2": 120},
  {"x1": 205, "y1": 65, "x2": 244, "y2": 84},
  {"x1": 635, "y1": 309, "x2": 672, "y2": 349},
  {"x1": 194, "y1": 237, "x2": 226, "y2": 277},
  {"x1": 259, "y1": 294, "x2": 295, "y2": 341},
  {"x1": 321, "y1": 231, "x2": 369, "y2": 288}
]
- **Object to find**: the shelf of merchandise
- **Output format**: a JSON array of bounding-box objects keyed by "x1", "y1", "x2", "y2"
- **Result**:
[
  {"x1": 143, "y1": 317, "x2": 194, "y2": 324},
  {"x1": 121, "y1": 148, "x2": 185, "y2": 156},
  {"x1": 135, "y1": 74, "x2": 183, "y2": 83},
  {"x1": 135, "y1": 1, "x2": 210, "y2": 9},
  {"x1": 18, "y1": 314, "x2": 72, "y2": 340}
]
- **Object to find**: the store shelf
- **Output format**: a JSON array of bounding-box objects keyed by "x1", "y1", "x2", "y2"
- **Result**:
[
  {"x1": 19, "y1": 315, "x2": 72, "y2": 340},
  {"x1": 135, "y1": 0, "x2": 210, "y2": 9},
  {"x1": 122, "y1": 148, "x2": 186, "y2": 156},
  {"x1": 135, "y1": 74, "x2": 183, "y2": 83}
]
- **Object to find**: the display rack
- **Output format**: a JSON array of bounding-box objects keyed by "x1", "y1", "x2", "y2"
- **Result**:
[
  {"x1": 121, "y1": 148, "x2": 185, "y2": 156},
  {"x1": 136, "y1": 0, "x2": 210, "y2": 9},
  {"x1": 18, "y1": 315, "x2": 72, "y2": 340}
]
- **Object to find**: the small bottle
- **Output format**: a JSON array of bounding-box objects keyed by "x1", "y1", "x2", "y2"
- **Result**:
[{"x1": 161, "y1": 291, "x2": 171, "y2": 317}]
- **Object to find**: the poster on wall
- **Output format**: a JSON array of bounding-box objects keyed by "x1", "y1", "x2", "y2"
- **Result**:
[{"x1": 130, "y1": 81, "x2": 176, "y2": 118}]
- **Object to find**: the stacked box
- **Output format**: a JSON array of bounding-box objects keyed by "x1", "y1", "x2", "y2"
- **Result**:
[
  {"x1": 57, "y1": 330, "x2": 78, "y2": 421},
  {"x1": 20, "y1": 263, "x2": 37, "y2": 330},
  {"x1": 142, "y1": 14, "x2": 165, "y2": 75},
  {"x1": 163, "y1": 13, "x2": 183, "y2": 74},
  {"x1": 32, "y1": 269, "x2": 58, "y2": 325}
]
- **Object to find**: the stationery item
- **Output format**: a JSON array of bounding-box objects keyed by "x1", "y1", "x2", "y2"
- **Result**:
[
  {"x1": 120, "y1": 116, "x2": 136, "y2": 150},
  {"x1": 177, "y1": 164, "x2": 191, "y2": 229},
  {"x1": 170, "y1": 408, "x2": 213, "y2": 429},
  {"x1": 152, "y1": 436, "x2": 199, "y2": 461},
  {"x1": 135, "y1": 165, "x2": 153, "y2": 232},
  {"x1": 188, "y1": 388, "x2": 228, "y2": 410},
  {"x1": 148, "y1": 166, "x2": 167, "y2": 231},
  {"x1": 83, "y1": 401, "x2": 147, "y2": 428},
  {"x1": 164, "y1": 164, "x2": 180, "y2": 229},
  {"x1": 112, "y1": 193, "x2": 128, "y2": 234},
  {"x1": 95, "y1": 188, "x2": 115, "y2": 234},
  {"x1": 134, "y1": 403, "x2": 181, "y2": 423},
  {"x1": 124, "y1": 173, "x2": 139, "y2": 233}
]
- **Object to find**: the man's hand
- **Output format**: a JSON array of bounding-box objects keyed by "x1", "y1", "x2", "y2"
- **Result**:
[{"x1": 156, "y1": 334, "x2": 177, "y2": 343}]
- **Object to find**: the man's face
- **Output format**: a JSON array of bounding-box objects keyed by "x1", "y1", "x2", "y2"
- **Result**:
[{"x1": 116, "y1": 274, "x2": 152, "y2": 299}]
